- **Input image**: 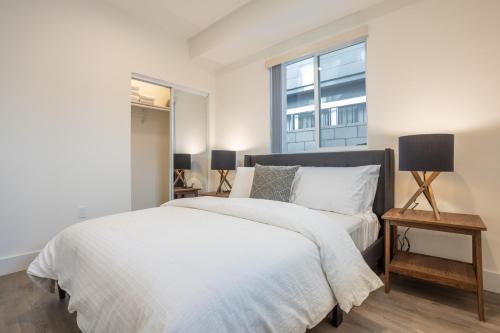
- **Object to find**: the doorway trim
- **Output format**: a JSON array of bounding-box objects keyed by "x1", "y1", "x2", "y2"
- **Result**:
[{"x1": 132, "y1": 72, "x2": 209, "y2": 98}]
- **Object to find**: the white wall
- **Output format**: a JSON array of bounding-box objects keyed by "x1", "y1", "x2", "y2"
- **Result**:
[
  {"x1": 214, "y1": 0, "x2": 500, "y2": 292},
  {"x1": 131, "y1": 108, "x2": 170, "y2": 210},
  {"x1": 0, "y1": 0, "x2": 214, "y2": 275}
]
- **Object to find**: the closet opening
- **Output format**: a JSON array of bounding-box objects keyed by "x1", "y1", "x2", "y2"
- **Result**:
[
  {"x1": 130, "y1": 73, "x2": 210, "y2": 210},
  {"x1": 130, "y1": 77, "x2": 172, "y2": 210}
]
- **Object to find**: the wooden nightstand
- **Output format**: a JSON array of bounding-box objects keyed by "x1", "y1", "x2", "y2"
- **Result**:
[
  {"x1": 198, "y1": 191, "x2": 230, "y2": 198},
  {"x1": 174, "y1": 187, "x2": 200, "y2": 199},
  {"x1": 382, "y1": 208, "x2": 487, "y2": 321}
]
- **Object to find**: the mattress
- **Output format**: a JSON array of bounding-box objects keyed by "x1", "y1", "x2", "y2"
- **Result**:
[{"x1": 317, "y1": 210, "x2": 380, "y2": 252}]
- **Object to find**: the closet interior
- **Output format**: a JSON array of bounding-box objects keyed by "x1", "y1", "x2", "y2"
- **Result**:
[{"x1": 130, "y1": 78, "x2": 171, "y2": 210}]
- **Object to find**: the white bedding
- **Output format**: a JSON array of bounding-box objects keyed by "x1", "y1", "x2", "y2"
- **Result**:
[
  {"x1": 28, "y1": 197, "x2": 382, "y2": 333},
  {"x1": 317, "y1": 211, "x2": 380, "y2": 252}
]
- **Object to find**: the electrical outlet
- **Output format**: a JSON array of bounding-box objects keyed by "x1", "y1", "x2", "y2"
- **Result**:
[{"x1": 78, "y1": 206, "x2": 87, "y2": 220}]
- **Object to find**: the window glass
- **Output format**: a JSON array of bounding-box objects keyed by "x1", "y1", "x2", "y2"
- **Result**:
[
  {"x1": 279, "y1": 42, "x2": 366, "y2": 153},
  {"x1": 319, "y1": 43, "x2": 366, "y2": 147},
  {"x1": 285, "y1": 57, "x2": 316, "y2": 152}
]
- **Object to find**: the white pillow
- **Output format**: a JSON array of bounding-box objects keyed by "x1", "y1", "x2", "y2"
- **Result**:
[
  {"x1": 291, "y1": 165, "x2": 381, "y2": 215},
  {"x1": 229, "y1": 167, "x2": 255, "y2": 198}
]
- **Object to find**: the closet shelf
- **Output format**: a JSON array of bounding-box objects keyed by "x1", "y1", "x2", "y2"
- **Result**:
[{"x1": 131, "y1": 102, "x2": 170, "y2": 112}]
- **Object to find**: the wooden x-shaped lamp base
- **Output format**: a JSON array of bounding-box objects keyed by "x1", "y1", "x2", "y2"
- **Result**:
[
  {"x1": 216, "y1": 170, "x2": 232, "y2": 194},
  {"x1": 400, "y1": 171, "x2": 441, "y2": 220},
  {"x1": 174, "y1": 169, "x2": 187, "y2": 188}
]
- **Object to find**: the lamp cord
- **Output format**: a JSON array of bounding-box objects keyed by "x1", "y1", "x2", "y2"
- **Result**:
[
  {"x1": 398, "y1": 227, "x2": 411, "y2": 252},
  {"x1": 398, "y1": 202, "x2": 418, "y2": 252}
]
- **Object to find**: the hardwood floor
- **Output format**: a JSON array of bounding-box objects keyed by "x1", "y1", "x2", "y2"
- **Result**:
[
  {"x1": 1, "y1": 271, "x2": 499, "y2": 332},
  {"x1": 0, "y1": 271, "x2": 78, "y2": 333}
]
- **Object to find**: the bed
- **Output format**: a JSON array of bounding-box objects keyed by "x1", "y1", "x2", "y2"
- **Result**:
[{"x1": 28, "y1": 149, "x2": 394, "y2": 333}]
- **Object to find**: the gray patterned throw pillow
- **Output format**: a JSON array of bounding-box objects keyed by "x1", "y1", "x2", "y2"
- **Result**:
[{"x1": 250, "y1": 164, "x2": 300, "y2": 202}]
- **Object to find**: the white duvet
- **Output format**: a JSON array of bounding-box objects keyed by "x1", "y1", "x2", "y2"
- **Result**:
[{"x1": 28, "y1": 197, "x2": 382, "y2": 333}]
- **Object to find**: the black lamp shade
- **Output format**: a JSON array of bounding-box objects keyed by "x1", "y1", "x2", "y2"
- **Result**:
[
  {"x1": 399, "y1": 134, "x2": 454, "y2": 172},
  {"x1": 174, "y1": 153, "x2": 191, "y2": 170},
  {"x1": 211, "y1": 150, "x2": 236, "y2": 170}
]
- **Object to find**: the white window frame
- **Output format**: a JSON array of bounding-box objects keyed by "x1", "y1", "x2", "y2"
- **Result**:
[{"x1": 282, "y1": 38, "x2": 367, "y2": 153}]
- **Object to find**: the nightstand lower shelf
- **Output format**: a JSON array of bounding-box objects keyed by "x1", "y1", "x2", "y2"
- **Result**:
[{"x1": 389, "y1": 252, "x2": 476, "y2": 291}]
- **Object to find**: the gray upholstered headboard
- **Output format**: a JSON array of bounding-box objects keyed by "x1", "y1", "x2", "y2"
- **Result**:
[{"x1": 244, "y1": 149, "x2": 395, "y2": 220}]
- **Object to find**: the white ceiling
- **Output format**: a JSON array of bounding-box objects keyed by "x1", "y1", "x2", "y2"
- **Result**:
[
  {"x1": 190, "y1": 0, "x2": 386, "y2": 67},
  {"x1": 104, "y1": 0, "x2": 403, "y2": 69},
  {"x1": 104, "y1": 0, "x2": 252, "y2": 38}
]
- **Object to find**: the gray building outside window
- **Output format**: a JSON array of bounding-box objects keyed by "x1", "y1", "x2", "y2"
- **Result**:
[{"x1": 285, "y1": 42, "x2": 367, "y2": 152}]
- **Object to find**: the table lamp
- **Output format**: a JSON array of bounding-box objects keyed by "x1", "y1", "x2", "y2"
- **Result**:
[
  {"x1": 211, "y1": 150, "x2": 236, "y2": 194},
  {"x1": 174, "y1": 153, "x2": 191, "y2": 188},
  {"x1": 399, "y1": 134, "x2": 454, "y2": 220}
]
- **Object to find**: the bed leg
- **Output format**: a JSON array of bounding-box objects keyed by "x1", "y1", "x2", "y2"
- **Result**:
[
  {"x1": 330, "y1": 304, "x2": 343, "y2": 328},
  {"x1": 57, "y1": 283, "x2": 66, "y2": 300}
]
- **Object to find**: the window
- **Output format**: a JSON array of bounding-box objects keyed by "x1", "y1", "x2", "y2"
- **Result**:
[{"x1": 272, "y1": 42, "x2": 367, "y2": 153}]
